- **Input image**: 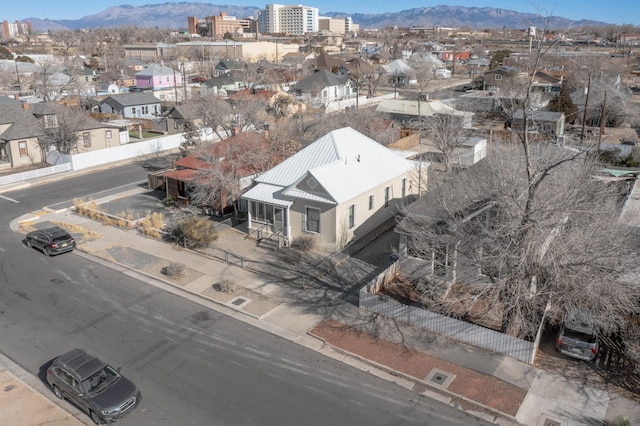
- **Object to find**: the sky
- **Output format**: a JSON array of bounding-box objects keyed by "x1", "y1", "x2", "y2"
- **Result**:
[{"x1": 3, "y1": 1, "x2": 638, "y2": 26}]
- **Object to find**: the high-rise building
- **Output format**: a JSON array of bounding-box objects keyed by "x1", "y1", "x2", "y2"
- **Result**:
[
  {"x1": 188, "y1": 13, "x2": 249, "y2": 38},
  {"x1": 1, "y1": 20, "x2": 31, "y2": 38},
  {"x1": 263, "y1": 4, "x2": 318, "y2": 35}
]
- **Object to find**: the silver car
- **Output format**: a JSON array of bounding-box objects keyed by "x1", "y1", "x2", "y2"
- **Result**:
[
  {"x1": 46, "y1": 349, "x2": 141, "y2": 424},
  {"x1": 555, "y1": 320, "x2": 599, "y2": 362}
]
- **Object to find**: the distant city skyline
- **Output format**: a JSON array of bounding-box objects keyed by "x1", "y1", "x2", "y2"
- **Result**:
[{"x1": 4, "y1": 1, "x2": 639, "y2": 26}]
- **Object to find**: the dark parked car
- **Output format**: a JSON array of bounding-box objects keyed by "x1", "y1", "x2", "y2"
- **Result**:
[
  {"x1": 46, "y1": 349, "x2": 141, "y2": 424},
  {"x1": 555, "y1": 319, "x2": 599, "y2": 361},
  {"x1": 25, "y1": 226, "x2": 75, "y2": 256}
]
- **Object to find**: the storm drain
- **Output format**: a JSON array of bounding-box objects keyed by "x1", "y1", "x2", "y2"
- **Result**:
[
  {"x1": 426, "y1": 368, "x2": 456, "y2": 389},
  {"x1": 539, "y1": 418, "x2": 561, "y2": 426},
  {"x1": 229, "y1": 297, "x2": 251, "y2": 309}
]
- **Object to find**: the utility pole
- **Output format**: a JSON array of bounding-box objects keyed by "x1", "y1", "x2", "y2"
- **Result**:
[{"x1": 580, "y1": 71, "x2": 592, "y2": 142}]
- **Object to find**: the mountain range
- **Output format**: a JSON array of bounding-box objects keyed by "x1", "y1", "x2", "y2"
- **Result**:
[{"x1": 25, "y1": 3, "x2": 608, "y2": 32}]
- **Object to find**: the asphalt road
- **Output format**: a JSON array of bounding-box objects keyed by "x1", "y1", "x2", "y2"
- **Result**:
[{"x1": 0, "y1": 160, "x2": 493, "y2": 425}]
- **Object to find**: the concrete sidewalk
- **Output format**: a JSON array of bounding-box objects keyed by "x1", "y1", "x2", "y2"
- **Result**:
[
  {"x1": 8, "y1": 197, "x2": 640, "y2": 426},
  {"x1": 0, "y1": 353, "x2": 86, "y2": 426}
]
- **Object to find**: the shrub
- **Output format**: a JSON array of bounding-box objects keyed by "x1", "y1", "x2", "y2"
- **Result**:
[
  {"x1": 162, "y1": 262, "x2": 185, "y2": 278},
  {"x1": 170, "y1": 217, "x2": 218, "y2": 248},
  {"x1": 163, "y1": 195, "x2": 177, "y2": 207},
  {"x1": 140, "y1": 211, "x2": 164, "y2": 238},
  {"x1": 291, "y1": 235, "x2": 315, "y2": 251},
  {"x1": 212, "y1": 279, "x2": 234, "y2": 293}
]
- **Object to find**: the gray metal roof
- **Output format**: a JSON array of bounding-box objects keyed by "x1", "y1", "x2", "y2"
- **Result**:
[
  {"x1": 135, "y1": 64, "x2": 177, "y2": 77},
  {"x1": 251, "y1": 127, "x2": 417, "y2": 205},
  {"x1": 294, "y1": 69, "x2": 349, "y2": 91},
  {"x1": 100, "y1": 93, "x2": 161, "y2": 108}
]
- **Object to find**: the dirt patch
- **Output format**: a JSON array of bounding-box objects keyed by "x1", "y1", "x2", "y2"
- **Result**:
[{"x1": 201, "y1": 285, "x2": 280, "y2": 317}]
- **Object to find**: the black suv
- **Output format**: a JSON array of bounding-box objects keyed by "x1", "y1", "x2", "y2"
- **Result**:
[
  {"x1": 46, "y1": 349, "x2": 141, "y2": 424},
  {"x1": 25, "y1": 226, "x2": 75, "y2": 256}
]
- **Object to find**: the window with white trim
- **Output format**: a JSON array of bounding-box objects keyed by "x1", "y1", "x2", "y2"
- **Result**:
[
  {"x1": 384, "y1": 186, "x2": 390, "y2": 208},
  {"x1": 401, "y1": 178, "x2": 407, "y2": 198},
  {"x1": 305, "y1": 207, "x2": 320, "y2": 233},
  {"x1": 83, "y1": 132, "x2": 91, "y2": 147}
]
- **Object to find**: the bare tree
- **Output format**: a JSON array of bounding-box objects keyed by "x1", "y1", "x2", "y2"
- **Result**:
[
  {"x1": 400, "y1": 144, "x2": 640, "y2": 338},
  {"x1": 40, "y1": 106, "x2": 92, "y2": 154},
  {"x1": 399, "y1": 11, "x2": 640, "y2": 339},
  {"x1": 411, "y1": 113, "x2": 471, "y2": 173}
]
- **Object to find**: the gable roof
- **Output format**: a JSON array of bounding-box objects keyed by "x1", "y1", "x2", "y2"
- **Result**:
[
  {"x1": 100, "y1": 93, "x2": 161, "y2": 108},
  {"x1": 294, "y1": 69, "x2": 349, "y2": 91},
  {"x1": 250, "y1": 127, "x2": 416, "y2": 205},
  {"x1": 381, "y1": 59, "x2": 413, "y2": 76},
  {"x1": 313, "y1": 51, "x2": 344, "y2": 70},
  {"x1": 0, "y1": 105, "x2": 45, "y2": 141},
  {"x1": 135, "y1": 64, "x2": 176, "y2": 77}
]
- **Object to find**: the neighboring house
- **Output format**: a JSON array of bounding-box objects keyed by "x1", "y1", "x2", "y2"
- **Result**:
[
  {"x1": 30, "y1": 103, "x2": 122, "y2": 153},
  {"x1": 312, "y1": 51, "x2": 349, "y2": 75},
  {"x1": 241, "y1": 127, "x2": 423, "y2": 252},
  {"x1": 376, "y1": 99, "x2": 474, "y2": 129},
  {"x1": 381, "y1": 59, "x2": 414, "y2": 86},
  {"x1": 135, "y1": 64, "x2": 183, "y2": 90},
  {"x1": 530, "y1": 70, "x2": 563, "y2": 95},
  {"x1": 483, "y1": 66, "x2": 526, "y2": 92},
  {"x1": 507, "y1": 110, "x2": 566, "y2": 139},
  {"x1": 95, "y1": 82, "x2": 120, "y2": 96},
  {"x1": 99, "y1": 93, "x2": 162, "y2": 119},
  {"x1": 0, "y1": 103, "x2": 46, "y2": 168},
  {"x1": 213, "y1": 58, "x2": 244, "y2": 77},
  {"x1": 0, "y1": 101, "x2": 122, "y2": 169},
  {"x1": 154, "y1": 105, "x2": 201, "y2": 135},
  {"x1": 159, "y1": 131, "x2": 272, "y2": 212},
  {"x1": 199, "y1": 74, "x2": 244, "y2": 97},
  {"x1": 292, "y1": 69, "x2": 353, "y2": 108},
  {"x1": 419, "y1": 137, "x2": 487, "y2": 168}
]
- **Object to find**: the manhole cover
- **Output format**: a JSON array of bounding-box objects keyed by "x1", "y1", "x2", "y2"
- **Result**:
[
  {"x1": 431, "y1": 373, "x2": 448, "y2": 385},
  {"x1": 426, "y1": 368, "x2": 455, "y2": 389},
  {"x1": 231, "y1": 297, "x2": 246, "y2": 306}
]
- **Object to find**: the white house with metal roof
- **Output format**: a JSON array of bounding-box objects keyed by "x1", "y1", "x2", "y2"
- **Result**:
[{"x1": 241, "y1": 127, "x2": 424, "y2": 252}]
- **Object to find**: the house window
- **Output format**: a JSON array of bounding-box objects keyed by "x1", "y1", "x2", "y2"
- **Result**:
[
  {"x1": 18, "y1": 141, "x2": 28, "y2": 157},
  {"x1": 348, "y1": 204, "x2": 355, "y2": 229},
  {"x1": 45, "y1": 115, "x2": 56, "y2": 128},
  {"x1": 368, "y1": 195, "x2": 374, "y2": 210},
  {"x1": 384, "y1": 186, "x2": 390, "y2": 208},
  {"x1": 106, "y1": 130, "x2": 112, "y2": 139},
  {"x1": 131, "y1": 107, "x2": 136, "y2": 116},
  {"x1": 83, "y1": 132, "x2": 91, "y2": 147},
  {"x1": 141, "y1": 106, "x2": 149, "y2": 115},
  {"x1": 495, "y1": 74, "x2": 502, "y2": 80},
  {"x1": 305, "y1": 207, "x2": 320, "y2": 233},
  {"x1": 401, "y1": 178, "x2": 407, "y2": 198}
]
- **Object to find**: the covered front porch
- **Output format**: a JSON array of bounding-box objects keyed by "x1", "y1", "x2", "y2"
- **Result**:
[{"x1": 243, "y1": 183, "x2": 292, "y2": 248}]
